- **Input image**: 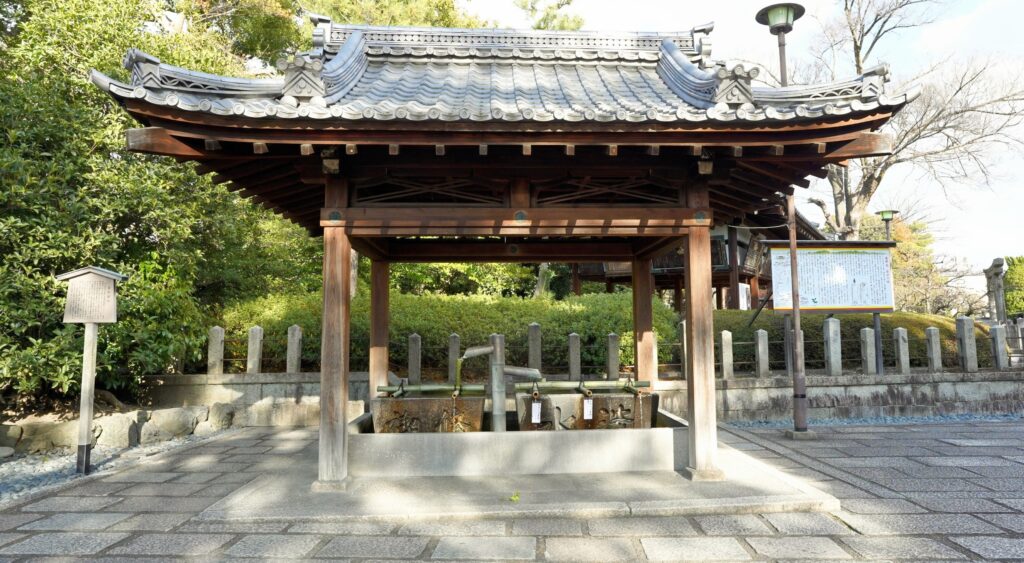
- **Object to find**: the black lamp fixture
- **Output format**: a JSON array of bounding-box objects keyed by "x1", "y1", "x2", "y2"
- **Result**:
[{"x1": 755, "y1": 3, "x2": 805, "y2": 87}]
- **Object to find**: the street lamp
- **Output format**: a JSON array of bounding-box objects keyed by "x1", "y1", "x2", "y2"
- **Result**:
[
  {"x1": 756, "y1": 3, "x2": 805, "y2": 87},
  {"x1": 876, "y1": 209, "x2": 900, "y2": 240},
  {"x1": 759, "y1": 4, "x2": 809, "y2": 438}
]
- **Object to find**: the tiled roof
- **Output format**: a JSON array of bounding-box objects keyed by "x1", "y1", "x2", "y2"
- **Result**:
[{"x1": 91, "y1": 18, "x2": 917, "y2": 124}]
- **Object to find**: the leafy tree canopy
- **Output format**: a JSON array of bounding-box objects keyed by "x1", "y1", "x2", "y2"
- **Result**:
[{"x1": 1005, "y1": 256, "x2": 1024, "y2": 315}]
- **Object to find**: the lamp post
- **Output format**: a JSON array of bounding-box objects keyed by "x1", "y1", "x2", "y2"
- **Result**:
[
  {"x1": 872, "y1": 209, "x2": 899, "y2": 375},
  {"x1": 759, "y1": 4, "x2": 809, "y2": 437},
  {"x1": 756, "y1": 3, "x2": 805, "y2": 87},
  {"x1": 876, "y1": 209, "x2": 900, "y2": 240}
]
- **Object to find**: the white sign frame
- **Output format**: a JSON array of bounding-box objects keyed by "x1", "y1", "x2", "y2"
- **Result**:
[{"x1": 768, "y1": 243, "x2": 895, "y2": 313}]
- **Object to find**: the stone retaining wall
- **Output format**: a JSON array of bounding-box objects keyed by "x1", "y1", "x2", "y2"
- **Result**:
[{"x1": 142, "y1": 370, "x2": 1024, "y2": 425}]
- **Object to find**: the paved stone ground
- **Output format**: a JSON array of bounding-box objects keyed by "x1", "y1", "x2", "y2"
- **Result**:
[{"x1": 2, "y1": 422, "x2": 1024, "y2": 560}]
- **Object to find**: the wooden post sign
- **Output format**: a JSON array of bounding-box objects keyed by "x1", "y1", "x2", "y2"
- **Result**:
[{"x1": 55, "y1": 266, "x2": 127, "y2": 474}]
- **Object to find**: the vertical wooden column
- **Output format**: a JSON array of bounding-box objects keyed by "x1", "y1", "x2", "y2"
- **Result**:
[
  {"x1": 317, "y1": 175, "x2": 352, "y2": 488},
  {"x1": 673, "y1": 277, "x2": 684, "y2": 316},
  {"x1": 369, "y1": 260, "x2": 390, "y2": 397},
  {"x1": 570, "y1": 263, "x2": 582, "y2": 295},
  {"x1": 605, "y1": 280, "x2": 615, "y2": 293},
  {"x1": 684, "y1": 184, "x2": 722, "y2": 480},
  {"x1": 727, "y1": 226, "x2": 740, "y2": 309},
  {"x1": 632, "y1": 257, "x2": 656, "y2": 382},
  {"x1": 750, "y1": 275, "x2": 761, "y2": 308}
]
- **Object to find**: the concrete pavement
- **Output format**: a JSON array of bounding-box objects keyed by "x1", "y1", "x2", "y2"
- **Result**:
[{"x1": 1, "y1": 421, "x2": 1024, "y2": 559}]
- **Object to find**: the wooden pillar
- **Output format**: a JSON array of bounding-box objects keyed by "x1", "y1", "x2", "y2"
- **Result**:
[
  {"x1": 369, "y1": 260, "x2": 390, "y2": 397},
  {"x1": 317, "y1": 176, "x2": 352, "y2": 488},
  {"x1": 673, "y1": 277, "x2": 684, "y2": 317},
  {"x1": 605, "y1": 280, "x2": 615, "y2": 293},
  {"x1": 727, "y1": 226, "x2": 740, "y2": 309},
  {"x1": 715, "y1": 287, "x2": 724, "y2": 310},
  {"x1": 632, "y1": 257, "x2": 656, "y2": 382},
  {"x1": 571, "y1": 263, "x2": 582, "y2": 296},
  {"x1": 684, "y1": 185, "x2": 722, "y2": 480},
  {"x1": 750, "y1": 275, "x2": 761, "y2": 309}
]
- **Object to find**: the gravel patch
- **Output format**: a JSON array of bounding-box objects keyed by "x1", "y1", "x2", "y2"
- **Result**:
[{"x1": 0, "y1": 430, "x2": 232, "y2": 507}]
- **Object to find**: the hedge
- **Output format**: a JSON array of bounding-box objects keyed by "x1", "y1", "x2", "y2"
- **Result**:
[
  {"x1": 220, "y1": 290, "x2": 679, "y2": 379},
  {"x1": 217, "y1": 291, "x2": 994, "y2": 379}
]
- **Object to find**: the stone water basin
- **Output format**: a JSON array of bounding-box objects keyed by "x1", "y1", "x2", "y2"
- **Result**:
[{"x1": 370, "y1": 396, "x2": 485, "y2": 433}]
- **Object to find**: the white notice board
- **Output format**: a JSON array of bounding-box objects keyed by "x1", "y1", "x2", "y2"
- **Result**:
[{"x1": 770, "y1": 245, "x2": 895, "y2": 313}]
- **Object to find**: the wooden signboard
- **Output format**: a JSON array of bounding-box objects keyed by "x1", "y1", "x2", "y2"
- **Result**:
[
  {"x1": 765, "y1": 241, "x2": 896, "y2": 314},
  {"x1": 55, "y1": 266, "x2": 127, "y2": 475}
]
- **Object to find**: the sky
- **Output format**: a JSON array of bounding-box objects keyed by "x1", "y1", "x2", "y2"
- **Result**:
[{"x1": 462, "y1": 0, "x2": 1024, "y2": 290}]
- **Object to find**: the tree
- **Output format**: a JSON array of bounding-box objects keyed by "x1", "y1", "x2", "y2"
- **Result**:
[
  {"x1": 299, "y1": 0, "x2": 489, "y2": 27},
  {"x1": 806, "y1": 0, "x2": 1024, "y2": 239},
  {"x1": 514, "y1": 0, "x2": 582, "y2": 31},
  {"x1": 177, "y1": 0, "x2": 305, "y2": 62},
  {"x1": 1006, "y1": 256, "x2": 1024, "y2": 315}
]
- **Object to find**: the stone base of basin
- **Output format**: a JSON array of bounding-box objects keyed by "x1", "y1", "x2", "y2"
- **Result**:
[
  {"x1": 370, "y1": 396, "x2": 485, "y2": 433},
  {"x1": 516, "y1": 392, "x2": 655, "y2": 430}
]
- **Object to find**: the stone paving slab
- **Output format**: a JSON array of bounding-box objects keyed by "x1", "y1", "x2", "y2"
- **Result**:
[{"x1": 5, "y1": 422, "x2": 1024, "y2": 559}]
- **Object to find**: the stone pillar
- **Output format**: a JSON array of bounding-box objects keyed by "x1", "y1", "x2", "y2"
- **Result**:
[
  {"x1": 207, "y1": 326, "x2": 224, "y2": 376},
  {"x1": 447, "y1": 333, "x2": 460, "y2": 384},
  {"x1": 754, "y1": 329, "x2": 770, "y2": 377},
  {"x1": 408, "y1": 333, "x2": 422, "y2": 385},
  {"x1": 246, "y1": 326, "x2": 263, "y2": 375},
  {"x1": 859, "y1": 327, "x2": 876, "y2": 375},
  {"x1": 528, "y1": 322, "x2": 542, "y2": 371},
  {"x1": 369, "y1": 260, "x2": 390, "y2": 399},
  {"x1": 983, "y1": 258, "x2": 1008, "y2": 324},
  {"x1": 490, "y1": 333, "x2": 506, "y2": 432},
  {"x1": 678, "y1": 320, "x2": 690, "y2": 380},
  {"x1": 925, "y1": 327, "x2": 943, "y2": 373},
  {"x1": 720, "y1": 330, "x2": 734, "y2": 379},
  {"x1": 568, "y1": 332, "x2": 581, "y2": 380},
  {"x1": 286, "y1": 324, "x2": 302, "y2": 373},
  {"x1": 956, "y1": 316, "x2": 978, "y2": 373},
  {"x1": 606, "y1": 333, "x2": 619, "y2": 380},
  {"x1": 893, "y1": 327, "x2": 910, "y2": 375},
  {"x1": 992, "y1": 325, "x2": 1009, "y2": 370},
  {"x1": 823, "y1": 318, "x2": 842, "y2": 377}
]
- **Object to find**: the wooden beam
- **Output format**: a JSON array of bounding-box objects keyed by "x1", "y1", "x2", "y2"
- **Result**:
[
  {"x1": 683, "y1": 182, "x2": 721, "y2": 479},
  {"x1": 369, "y1": 260, "x2": 389, "y2": 399},
  {"x1": 318, "y1": 174, "x2": 351, "y2": 484},
  {"x1": 204, "y1": 139, "x2": 222, "y2": 151},
  {"x1": 510, "y1": 178, "x2": 530, "y2": 209},
  {"x1": 633, "y1": 257, "x2": 656, "y2": 383},
  {"x1": 634, "y1": 237, "x2": 685, "y2": 260},
  {"x1": 383, "y1": 240, "x2": 636, "y2": 262},
  {"x1": 734, "y1": 161, "x2": 810, "y2": 188},
  {"x1": 320, "y1": 207, "x2": 708, "y2": 237},
  {"x1": 126, "y1": 127, "x2": 205, "y2": 157},
  {"x1": 728, "y1": 226, "x2": 740, "y2": 309}
]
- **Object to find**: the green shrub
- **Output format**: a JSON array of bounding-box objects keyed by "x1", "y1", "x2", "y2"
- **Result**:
[{"x1": 221, "y1": 290, "x2": 678, "y2": 378}]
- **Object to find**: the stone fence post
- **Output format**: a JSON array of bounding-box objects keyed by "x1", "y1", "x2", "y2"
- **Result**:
[
  {"x1": 568, "y1": 332, "x2": 581, "y2": 380},
  {"x1": 893, "y1": 327, "x2": 910, "y2": 375},
  {"x1": 606, "y1": 333, "x2": 619, "y2": 380},
  {"x1": 678, "y1": 321, "x2": 689, "y2": 379},
  {"x1": 408, "y1": 333, "x2": 422, "y2": 384},
  {"x1": 720, "y1": 330, "x2": 734, "y2": 379},
  {"x1": 207, "y1": 326, "x2": 224, "y2": 376},
  {"x1": 956, "y1": 316, "x2": 978, "y2": 373},
  {"x1": 925, "y1": 327, "x2": 942, "y2": 373},
  {"x1": 447, "y1": 333, "x2": 460, "y2": 384},
  {"x1": 860, "y1": 327, "x2": 876, "y2": 375},
  {"x1": 992, "y1": 325, "x2": 1009, "y2": 370},
  {"x1": 528, "y1": 322, "x2": 542, "y2": 371},
  {"x1": 754, "y1": 329, "x2": 769, "y2": 377},
  {"x1": 246, "y1": 325, "x2": 263, "y2": 374},
  {"x1": 286, "y1": 324, "x2": 302, "y2": 373},
  {"x1": 823, "y1": 318, "x2": 841, "y2": 376}
]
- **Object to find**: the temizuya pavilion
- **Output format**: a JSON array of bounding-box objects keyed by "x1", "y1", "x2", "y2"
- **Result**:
[{"x1": 91, "y1": 18, "x2": 913, "y2": 485}]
